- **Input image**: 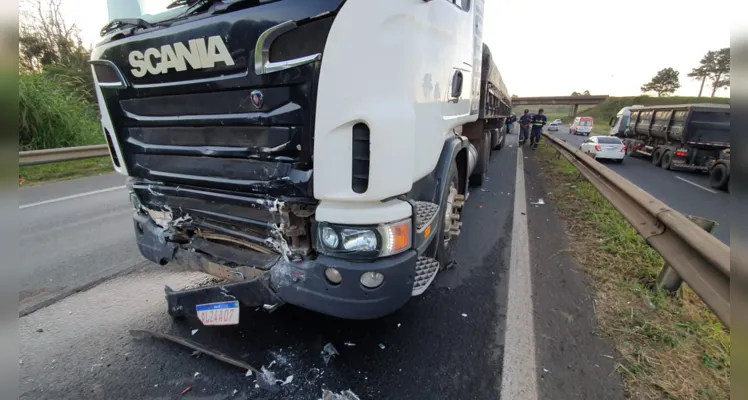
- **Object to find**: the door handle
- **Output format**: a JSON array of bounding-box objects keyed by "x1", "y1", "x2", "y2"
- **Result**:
[{"x1": 449, "y1": 70, "x2": 463, "y2": 103}]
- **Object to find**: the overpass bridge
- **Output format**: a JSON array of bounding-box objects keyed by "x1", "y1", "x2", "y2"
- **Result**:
[{"x1": 511, "y1": 95, "x2": 609, "y2": 117}]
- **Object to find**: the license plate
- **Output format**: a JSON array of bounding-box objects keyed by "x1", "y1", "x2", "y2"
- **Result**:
[
  {"x1": 196, "y1": 301, "x2": 240, "y2": 326},
  {"x1": 605, "y1": 146, "x2": 619, "y2": 151}
]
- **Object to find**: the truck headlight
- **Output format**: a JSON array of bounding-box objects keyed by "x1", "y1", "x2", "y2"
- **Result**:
[{"x1": 316, "y1": 218, "x2": 412, "y2": 258}]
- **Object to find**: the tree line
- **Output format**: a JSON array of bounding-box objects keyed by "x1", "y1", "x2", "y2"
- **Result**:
[
  {"x1": 18, "y1": 0, "x2": 101, "y2": 150},
  {"x1": 640, "y1": 48, "x2": 730, "y2": 97}
]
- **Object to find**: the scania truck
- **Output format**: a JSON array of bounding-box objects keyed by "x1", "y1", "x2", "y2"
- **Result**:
[{"x1": 92, "y1": 0, "x2": 511, "y2": 323}]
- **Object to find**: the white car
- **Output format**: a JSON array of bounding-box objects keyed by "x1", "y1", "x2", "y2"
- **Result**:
[
  {"x1": 579, "y1": 136, "x2": 626, "y2": 163},
  {"x1": 548, "y1": 119, "x2": 562, "y2": 131}
]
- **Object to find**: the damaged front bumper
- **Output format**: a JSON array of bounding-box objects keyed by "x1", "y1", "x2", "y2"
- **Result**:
[{"x1": 134, "y1": 208, "x2": 417, "y2": 321}]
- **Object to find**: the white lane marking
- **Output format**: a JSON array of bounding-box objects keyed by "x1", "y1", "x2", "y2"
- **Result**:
[
  {"x1": 19, "y1": 185, "x2": 126, "y2": 209},
  {"x1": 675, "y1": 176, "x2": 718, "y2": 194},
  {"x1": 500, "y1": 146, "x2": 538, "y2": 400}
]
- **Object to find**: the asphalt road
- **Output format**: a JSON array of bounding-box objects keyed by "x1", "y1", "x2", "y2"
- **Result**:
[
  {"x1": 19, "y1": 173, "x2": 144, "y2": 315},
  {"x1": 547, "y1": 126, "x2": 730, "y2": 245},
  {"x1": 19, "y1": 134, "x2": 624, "y2": 400}
]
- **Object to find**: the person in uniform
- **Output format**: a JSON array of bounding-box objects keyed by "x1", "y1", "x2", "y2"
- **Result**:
[
  {"x1": 518, "y1": 109, "x2": 532, "y2": 145},
  {"x1": 530, "y1": 108, "x2": 547, "y2": 150}
]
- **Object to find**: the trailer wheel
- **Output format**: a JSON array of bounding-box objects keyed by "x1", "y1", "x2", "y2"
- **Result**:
[
  {"x1": 709, "y1": 163, "x2": 729, "y2": 191},
  {"x1": 625, "y1": 142, "x2": 637, "y2": 157},
  {"x1": 493, "y1": 128, "x2": 505, "y2": 150},
  {"x1": 651, "y1": 148, "x2": 663, "y2": 166},
  {"x1": 469, "y1": 131, "x2": 490, "y2": 186},
  {"x1": 660, "y1": 151, "x2": 673, "y2": 170}
]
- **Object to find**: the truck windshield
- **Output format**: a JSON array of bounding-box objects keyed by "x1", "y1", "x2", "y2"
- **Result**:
[{"x1": 106, "y1": 0, "x2": 188, "y2": 24}]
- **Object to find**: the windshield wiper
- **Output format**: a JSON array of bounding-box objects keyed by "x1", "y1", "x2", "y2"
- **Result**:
[
  {"x1": 100, "y1": 18, "x2": 153, "y2": 37},
  {"x1": 166, "y1": 0, "x2": 216, "y2": 9}
]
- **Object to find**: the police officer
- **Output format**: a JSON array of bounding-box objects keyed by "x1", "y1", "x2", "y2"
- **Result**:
[
  {"x1": 518, "y1": 109, "x2": 532, "y2": 145},
  {"x1": 530, "y1": 108, "x2": 547, "y2": 149}
]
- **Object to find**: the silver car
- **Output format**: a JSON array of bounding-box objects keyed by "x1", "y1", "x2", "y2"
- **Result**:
[{"x1": 548, "y1": 119, "x2": 562, "y2": 132}]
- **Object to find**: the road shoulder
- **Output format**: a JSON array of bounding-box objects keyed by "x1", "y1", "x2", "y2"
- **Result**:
[{"x1": 521, "y1": 145, "x2": 626, "y2": 400}]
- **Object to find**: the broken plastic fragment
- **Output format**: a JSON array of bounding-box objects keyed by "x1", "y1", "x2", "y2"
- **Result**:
[
  {"x1": 321, "y1": 343, "x2": 339, "y2": 365},
  {"x1": 461, "y1": 313, "x2": 468, "y2": 317},
  {"x1": 194, "y1": 372, "x2": 200, "y2": 378},
  {"x1": 530, "y1": 198, "x2": 545, "y2": 205},
  {"x1": 232, "y1": 389, "x2": 238, "y2": 396},
  {"x1": 191, "y1": 329, "x2": 199, "y2": 336},
  {"x1": 279, "y1": 375, "x2": 294, "y2": 385},
  {"x1": 343, "y1": 342, "x2": 356, "y2": 347},
  {"x1": 378, "y1": 343, "x2": 386, "y2": 350},
  {"x1": 245, "y1": 369, "x2": 253, "y2": 377},
  {"x1": 321, "y1": 389, "x2": 361, "y2": 400}
]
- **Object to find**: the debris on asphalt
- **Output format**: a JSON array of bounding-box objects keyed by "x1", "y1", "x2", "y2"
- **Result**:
[
  {"x1": 343, "y1": 342, "x2": 356, "y2": 347},
  {"x1": 321, "y1": 389, "x2": 361, "y2": 400},
  {"x1": 321, "y1": 343, "x2": 339, "y2": 365},
  {"x1": 258, "y1": 366, "x2": 277, "y2": 388},
  {"x1": 190, "y1": 350, "x2": 202, "y2": 358},
  {"x1": 263, "y1": 303, "x2": 283, "y2": 313},
  {"x1": 245, "y1": 369, "x2": 253, "y2": 377},
  {"x1": 36, "y1": 328, "x2": 43, "y2": 333},
  {"x1": 531, "y1": 198, "x2": 545, "y2": 205},
  {"x1": 18, "y1": 359, "x2": 22, "y2": 365},
  {"x1": 305, "y1": 368, "x2": 321, "y2": 383},
  {"x1": 378, "y1": 343, "x2": 386, "y2": 350},
  {"x1": 543, "y1": 368, "x2": 549, "y2": 373},
  {"x1": 397, "y1": 323, "x2": 401, "y2": 328},
  {"x1": 232, "y1": 389, "x2": 238, "y2": 396},
  {"x1": 129, "y1": 330, "x2": 262, "y2": 378},
  {"x1": 180, "y1": 386, "x2": 192, "y2": 396},
  {"x1": 602, "y1": 354, "x2": 614, "y2": 359},
  {"x1": 193, "y1": 372, "x2": 200, "y2": 378},
  {"x1": 191, "y1": 329, "x2": 198, "y2": 336},
  {"x1": 461, "y1": 313, "x2": 468, "y2": 317},
  {"x1": 280, "y1": 375, "x2": 294, "y2": 385}
]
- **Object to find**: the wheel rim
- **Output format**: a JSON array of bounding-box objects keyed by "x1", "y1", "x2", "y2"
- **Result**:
[{"x1": 443, "y1": 181, "x2": 458, "y2": 247}]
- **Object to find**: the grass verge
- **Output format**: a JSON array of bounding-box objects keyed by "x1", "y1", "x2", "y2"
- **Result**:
[
  {"x1": 535, "y1": 143, "x2": 730, "y2": 399},
  {"x1": 19, "y1": 157, "x2": 114, "y2": 187}
]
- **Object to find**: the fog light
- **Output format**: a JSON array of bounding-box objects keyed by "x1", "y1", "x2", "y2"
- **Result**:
[
  {"x1": 321, "y1": 226, "x2": 339, "y2": 249},
  {"x1": 325, "y1": 268, "x2": 342, "y2": 285},
  {"x1": 360, "y1": 271, "x2": 384, "y2": 289}
]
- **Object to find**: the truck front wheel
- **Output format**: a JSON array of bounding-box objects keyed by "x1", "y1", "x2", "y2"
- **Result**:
[
  {"x1": 427, "y1": 161, "x2": 461, "y2": 267},
  {"x1": 709, "y1": 164, "x2": 729, "y2": 191}
]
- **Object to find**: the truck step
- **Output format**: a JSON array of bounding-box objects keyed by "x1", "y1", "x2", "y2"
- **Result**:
[
  {"x1": 412, "y1": 256, "x2": 441, "y2": 296},
  {"x1": 415, "y1": 201, "x2": 440, "y2": 231}
]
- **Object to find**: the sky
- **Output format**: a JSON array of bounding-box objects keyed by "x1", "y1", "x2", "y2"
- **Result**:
[{"x1": 58, "y1": 0, "x2": 731, "y2": 98}]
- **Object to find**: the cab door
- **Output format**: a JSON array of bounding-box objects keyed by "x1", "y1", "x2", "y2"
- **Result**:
[{"x1": 442, "y1": 0, "x2": 479, "y2": 119}]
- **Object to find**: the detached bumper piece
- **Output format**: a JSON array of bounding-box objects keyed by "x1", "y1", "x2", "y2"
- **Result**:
[{"x1": 165, "y1": 279, "x2": 280, "y2": 320}]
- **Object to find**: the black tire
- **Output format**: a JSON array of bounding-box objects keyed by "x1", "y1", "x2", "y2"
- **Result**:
[
  {"x1": 651, "y1": 148, "x2": 663, "y2": 166},
  {"x1": 469, "y1": 131, "x2": 490, "y2": 186},
  {"x1": 661, "y1": 151, "x2": 672, "y2": 170},
  {"x1": 426, "y1": 161, "x2": 460, "y2": 266},
  {"x1": 493, "y1": 128, "x2": 505, "y2": 150},
  {"x1": 626, "y1": 142, "x2": 636, "y2": 157},
  {"x1": 709, "y1": 164, "x2": 729, "y2": 190}
]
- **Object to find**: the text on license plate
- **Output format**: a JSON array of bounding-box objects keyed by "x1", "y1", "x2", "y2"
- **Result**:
[
  {"x1": 196, "y1": 301, "x2": 240, "y2": 326},
  {"x1": 605, "y1": 146, "x2": 619, "y2": 151}
]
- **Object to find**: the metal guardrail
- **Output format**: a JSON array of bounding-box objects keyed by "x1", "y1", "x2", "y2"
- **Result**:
[
  {"x1": 19, "y1": 145, "x2": 110, "y2": 167},
  {"x1": 541, "y1": 132, "x2": 731, "y2": 328}
]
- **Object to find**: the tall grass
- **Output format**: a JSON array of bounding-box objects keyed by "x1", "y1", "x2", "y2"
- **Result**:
[{"x1": 19, "y1": 72, "x2": 103, "y2": 151}]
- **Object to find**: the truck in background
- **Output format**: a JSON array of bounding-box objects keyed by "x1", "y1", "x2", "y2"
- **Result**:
[
  {"x1": 620, "y1": 104, "x2": 730, "y2": 183},
  {"x1": 608, "y1": 105, "x2": 643, "y2": 137},
  {"x1": 90, "y1": 0, "x2": 511, "y2": 322}
]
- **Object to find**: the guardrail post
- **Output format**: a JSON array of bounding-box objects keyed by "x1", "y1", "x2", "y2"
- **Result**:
[{"x1": 656, "y1": 215, "x2": 718, "y2": 293}]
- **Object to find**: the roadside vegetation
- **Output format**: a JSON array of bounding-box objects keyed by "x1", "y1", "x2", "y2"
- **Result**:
[
  {"x1": 535, "y1": 144, "x2": 730, "y2": 399},
  {"x1": 18, "y1": 0, "x2": 107, "y2": 185}
]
